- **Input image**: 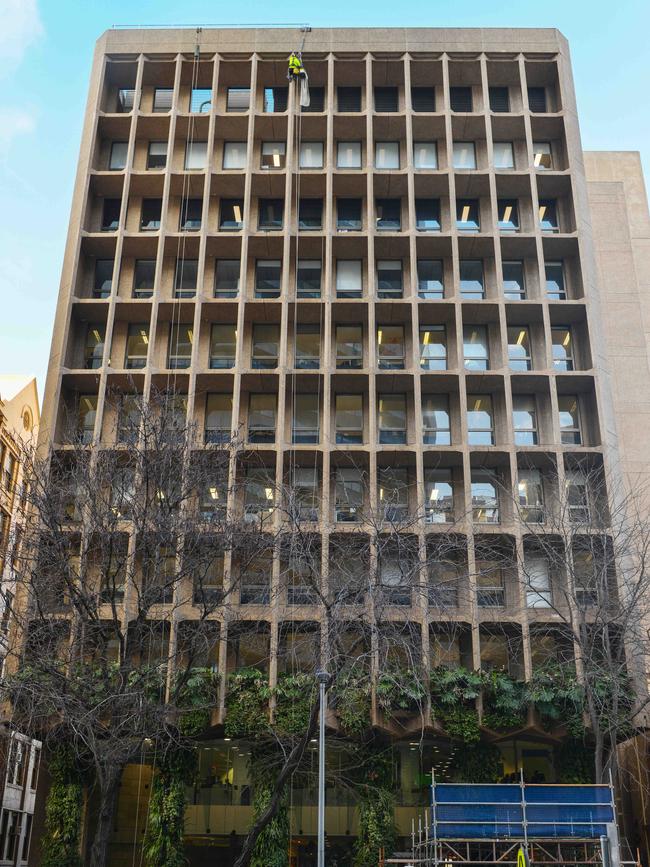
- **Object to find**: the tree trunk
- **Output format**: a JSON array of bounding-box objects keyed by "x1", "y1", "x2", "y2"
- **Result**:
[{"x1": 89, "y1": 764, "x2": 124, "y2": 867}]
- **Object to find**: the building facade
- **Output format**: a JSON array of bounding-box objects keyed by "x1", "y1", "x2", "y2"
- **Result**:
[{"x1": 35, "y1": 27, "x2": 650, "y2": 866}]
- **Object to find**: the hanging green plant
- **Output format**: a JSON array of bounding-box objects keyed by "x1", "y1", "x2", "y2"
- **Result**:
[
  {"x1": 525, "y1": 664, "x2": 584, "y2": 735},
  {"x1": 224, "y1": 668, "x2": 270, "y2": 738},
  {"x1": 144, "y1": 748, "x2": 197, "y2": 867},
  {"x1": 175, "y1": 667, "x2": 219, "y2": 737},
  {"x1": 376, "y1": 667, "x2": 427, "y2": 716},
  {"x1": 250, "y1": 757, "x2": 290, "y2": 867},
  {"x1": 556, "y1": 737, "x2": 595, "y2": 783},
  {"x1": 41, "y1": 745, "x2": 84, "y2": 867},
  {"x1": 430, "y1": 667, "x2": 482, "y2": 743},
  {"x1": 481, "y1": 670, "x2": 527, "y2": 732},
  {"x1": 333, "y1": 668, "x2": 372, "y2": 737},
  {"x1": 450, "y1": 742, "x2": 503, "y2": 783},
  {"x1": 272, "y1": 672, "x2": 317, "y2": 736},
  {"x1": 353, "y1": 751, "x2": 396, "y2": 867}
]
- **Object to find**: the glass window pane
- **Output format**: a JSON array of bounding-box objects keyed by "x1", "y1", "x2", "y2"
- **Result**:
[
  {"x1": 453, "y1": 141, "x2": 476, "y2": 169},
  {"x1": 422, "y1": 395, "x2": 451, "y2": 445},
  {"x1": 558, "y1": 395, "x2": 582, "y2": 444},
  {"x1": 227, "y1": 88, "x2": 250, "y2": 112},
  {"x1": 502, "y1": 261, "x2": 525, "y2": 300},
  {"x1": 205, "y1": 394, "x2": 232, "y2": 442},
  {"x1": 248, "y1": 394, "x2": 277, "y2": 442},
  {"x1": 251, "y1": 324, "x2": 279, "y2": 368},
  {"x1": 378, "y1": 395, "x2": 406, "y2": 443},
  {"x1": 300, "y1": 141, "x2": 324, "y2": 168},
  {"x1": 299, "y1": 198, "x2": 323, "y2": 230},
  {"x1": 493, "y1": 141, "x2": 514, "y2": 169},
  {"x1": 539, "y1": 199, "x2": 559, "y2": 231},
  {"x1": 545, "y1": 261, "x2": 566, "y2": 299},
  {"x1": 335, "y1": 395, "x2": 363, "y2": 444},
  {"x1": 497, "y1": 198, "x2": 519, "y2": 232},
  {"x1": 375, "y1": 141, "x2": 399, "y2": 169},
  {"x1": 518, "y1": 469, "x2": 545, "y2": 523},
  {"x1": 168, "y1": 324, "x2": 193, "y2": 368},
  {"x1": 552, "y1": 327, "x2": 574, "y2": 370},
  {"x1": 292, "y1": 394, "x2": 319, "y2": 443},
  {"x1": 420, "y1": 325, "x2": 447, "y2": 371},
  {"x1": 337, "y1": 198, "x2": 362, "y2": 231},
  {"x1": 147, "y1": 141, "x2": 167, "y2": 169},
  {"x1": 336, "y1": 260, "x2": 362, "y2": 298},
  {"x1": 297, "y1": 259, "x2": 321, "y2": 297},
  {"x1": 174, "y1": 259, "x2": 198, "y2": 297},
  {"x1": 456, "y1": 199, "x2": 480, "y2": 232},
  {"x1": 512, "y1": 395, "x2": 538, "y2": 445},
  {"x1": 185, "y1": 141, "x2": 208, "y2": 170},
  {"x1": 415, "y1": 198, "x2": 441, "y2": 231},
  {"x1": 377, "y1": 325, "x2": 405, "y2": 369},
  {"x1": 460, "y1": 260, "x2": 484, "y2": 298},
  {"x1": 336, "y1": 325, "x2": 363, "y2": 369},
  {"x1": 261, "y1": 142, "x2": 286, "y2": 169},
  {"x1": 94, "y1": 260, "x2": 114, "y2": 298},
  {"x1": 376, "y1": 198, "x2": 401, "y2": 230},
  {"x1": 258, "y1": 198, "x2": 284, "y2": 230},
  {"x1": 190, "y1": 88, "x2": 212, "y2": 113},
  {"x1": 463, "y1": 325, "x2": 489, "y2": 370},
  {"x1": 525, "y1": 558, "x2": 552, "y2": 607},
  {"x1": 376, "y1": 260, "x2": 402, "y2": 298},
  {"x1": 140, "y1": 198, "x2": 162, "y2": 231},
  {"x1": 210, "y1": 324, "x2": 237, "y2": 368},
  {"x1": 109, "y1": 141, "x2": 128, "y2": 170},
  {"x1": 214, "y1": 260, "x2": 240, "y2": 298},
  {"x1": 414, "y1": 141, "x2": 437, "y2": 169},
  {"x1": 153, "y1": 88, "x2": 173, "y2": 112},
  {"x1": 424, "y1": 469, "x2": 453, "y2": 522},
  {"x1": 507, "y1": 327, "x2": 532, "y2": 371},
  {"x1": 223, "y1": 142, "x2": 247, "y2": 169},
  {"x1": 295, "y1": 324, "x2": 320, "y2": 368},
  {"x1": 337, "y1": 141, "x2": 361, "y2": 168},
  {"x1": 467, "y1": 394, "x2": 494, "y2": 445},
  {"x1": 471, "y1": 470, "x2": 499, "y2": 523},
  {"x1": 125, "y1": 324, "x2": 149, "y2": 369},
  {"x1": 255, "y1": 260, "x2": 281, "y2": 297},
  {"x1": 133, "y1": 259, "x2": 155, "y2": 297},
  {"x1": 84, "y1": 325, "x2": 105, "y2": 369},
  {"x1": 533, "y1": 141, "x2": 553, "y2": 169},
  {"x1": 418, "y1": 259, "x2": 444, "y2": 298}
]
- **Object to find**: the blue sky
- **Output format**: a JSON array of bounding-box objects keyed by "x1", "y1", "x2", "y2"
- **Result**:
[{"x1": 0, "y1": 0, "x2": 648, "y2": 400}]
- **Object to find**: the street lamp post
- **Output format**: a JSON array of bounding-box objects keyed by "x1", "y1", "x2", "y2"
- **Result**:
[{"x1": 316, "y1": 670, "x2": 330, "y2": 867}]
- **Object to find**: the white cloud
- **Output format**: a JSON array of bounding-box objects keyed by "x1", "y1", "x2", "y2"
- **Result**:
[
  {"x1": 0, "y1": 0, "x2": 43, "y2": 78},
  {"x1": 0, "y1": 107, "x2": 37, "y2": 158}
]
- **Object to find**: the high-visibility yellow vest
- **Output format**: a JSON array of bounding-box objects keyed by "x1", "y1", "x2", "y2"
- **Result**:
[{"x1": 289, "y1": 55, "x2": 302, "y2": 72}]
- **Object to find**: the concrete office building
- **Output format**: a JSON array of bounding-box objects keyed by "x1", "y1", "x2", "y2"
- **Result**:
[{"x1": 35, "y1": 26, "x2": 650, "y2": 866}]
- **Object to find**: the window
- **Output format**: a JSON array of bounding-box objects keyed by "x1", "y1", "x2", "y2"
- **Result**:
[
  {"x1": 374, "y1": 86, "x2": 398, "y2": 112},
  {"x1": 463, "y1": 325, "x2": 489, "y2": 371},
  {"x1": 335, "y1": 468, "x2": 363, "y2": 522},
  {"x1": 419, "y1": 325, "x2": 447, "y2": 371},
  {"x1": 291, "y1": 468, "x2": 319, "y2": 521},
  {"x1": 512, "y1": 395, "x2": 538, "y2": 445},
  {"x1": 251, "y1": 324, "x2": 279, "y2": 369},
  {"x1": 297, "y1": 259, "x2": 321, "y2": 298},
  {"x1": 147, "y1": 141, "x2": 167, "y2": 169},
  {"x1": 574, "y1": 551, "x2": 598, "y2": 607},
  {"x1": 527, "y1": 86, "x2": 547, "y2": 113},
  {"x1": 552, "y1": 327, "x2": 574, "y2": 371},
  {"x1": 94, "y1": 259, "x2": 113, "y2": 298},
  {"x1": 303, "y1": 86, "x2": 325, "y2": 112},
  {"x1": 209, "y1": 324, "x2": 237, "y2": 369},
  {"x1": 109, "y1": 141, "x2": 127, "y2": 170},
  {"x1": 378, "y1": 394, "x2": 406, "y2": 444},
  {"x1": 292, "y1": 394, "x2": 319, "y2": 443},
  {"x1": 413, "y1": 141, "x2": 438, "y2": 169},
  {"x1": 489, "y1": 86, "x2": 510, "y2": 112},
  {"x1": 337, "y1": 141, "x2": 362, "y2": 168},
  {"x1": 422, "y1": 395, "x2": 451, "y2": 445},
  {"x1": 378, "y1": 468, "x2": 409, "y2": 522},
  {"x1": 118, "y1": 396, "x2": 141, "y2": 445},
  {"x1": 185, "y1": 141, "x2": 208, "y2": 170},
  {"x1": 418, "y1": 259, "x2": 444, "y2": 298},
  {"x1": 424, "y1": 469, "x2": 454, "y2": 522},
  {"x1": 214, "y1": 260, "x2": 240, "y2": 298},
  {"x1": 507, "y1": 326, "x2": 532, "y2": 371},
  {"x1": 450, "y1": 86, "x2": 472, "y2": 112},
  {"x1": 456, "y1": 199, "x2": 480, "y2": 232},
  {"x1": 375, "y1": 141, "x2": 399, "y2": 169},
  {"x1": 471, "y1": 470, "x2": 499, "y2": 523},
  {"x1": 153, "y1": 88, "x2": 173, "y2": 112},
  {"x1": 558, "y1": 395, "x2": 582, "y2": 444},
  {"x1": 263, "y1": 86, "x2": 288, "y2": 113},
  {"x1": 190, "y1": 87, "x2": 212, "y2": 113},
  {"x1": 101, "y1": 198, "x2": 120, "y2": 231},
  {"x1": 298, "y1": 198, "x2": 322, "y2": 230},
  {"x1": 174, "y1": 258, "x2": 198, "y2": 298},
  {"x1": 258, "y1": 198, "x2": 284, "y2": 230},
  {"x1": 261, "y1": 142, "x2": 286, "y2": 169},
  {"x1": 227, "y1": 87, "x2": 250, "y2": 112},
  {"x1": 179, "y1": 198, "x2": 202, "y2": 231},
  {"x1": 295, "y1": 323, "x2": 320, "y2": 369},
  {"x1": 497, "y1": 198, "x2": 519, "y2": 232},
  {"x1": 545, "y1": 261, "x2": 566, "y2": 299},
  {"x1": 477, "y1": 567, "x2": 505, "y2": 607},
  {"x1": 244, "y1": 468, "x2": 275, "y2": 523},
  {"x1": 467, "y1": 395, "x2": 494, "y2": 445},
  {"x1": 223, "y1": 141, "x2": 247, "y2": 169},
  {"x1": 539, "y1": 199, "x2": 559, "y2": 232},
  {"x1": 415, "y1": 198, "x2": 441, "y2": 231},
  {"x1": 336, "y1": 325, "x2": 363, "y2": 369},
  {"x1": 335, "y1": 395, "x2": 363, "y2": 444},
  {"x1": 248, "y1": 394, "x2": 277, "y2": 443},
  {"x1": 518, "y1": 469, "x2": 545, "y2": 523},
  {"x1": 255, "y1": 260, "x2": 281, "y2": 298},
  {"x1": 117, "y1": 88, "x2": 135, "y2": 112},
  {"x1": 83, "y1": 325, "x2": 105, "y2": 369},
  {"x1": 336, "y1": 260, "x2": 362, "y2": 298},
  {"x1": 377, "y1": 325, "x2": 405, "y2": 370},
  {"x1": 412, "y1": 87, "x2": 436, "y2": 112},
  {"x1": 503, "y1": 261, "x2": 526, "y2": 300},
  {"x1": 493, "y1": 141, "x2": 514, "y2": 169},
  {"x1": 459, "y1": 260, "x2": 484, "y2": 299},
  {"x1": 566, "y1": 470, "x2": 590, "y2": 522},
  {"x1": 337, "y1": 86, "x2": 361, "y2": 112},
  {"x1": 300, "y1": 141, "x2": 324, "y2": 168},
  {"x1": 376, "y1": 198, "x2": 401, "y2": 230},
  {"x1": 140, "y1": 198, "x2": 161, "y2": 231},
  {"x1": 205, "y1": 394, "x2": 232, "y2": 444},
  {"x1": 379, "y1": 553, "x2": 411, "y2": 604},
  {"x1": 124, "y1": 324, "x2": 149, "y2": 369},
  {"x1": 77, "y1": 395, "x2": 97, "y2": 443},
  {"x1": 168, "y1": 324, "x2": 193, "y2": 369},
  {"x1": 533, "y1": 141, "x2": 553, "y2": 170},
  {"x1": 220, "y1": 199, "x2": 244, "y2": 230},
  {"x1": 337, "y1": 198, "x2": 362, "y2": 231},
  {"x1": 376, "y1": 260, "x2": 402, "y2": 298},
  {"x1": 453, "y1": 141, "x2": 476, "y2": 169}
]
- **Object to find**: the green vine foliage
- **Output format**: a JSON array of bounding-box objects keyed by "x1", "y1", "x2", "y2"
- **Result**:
[
  {"x1": 451, "y1": 742, "x2": 503, "y2": 783},
  {"x1": 481, "y1": 670, "x2": 527, "y2": 732},
  {"x1": 526, "y1": 664, "x2": 585, "y2": 735},
  {"x1": 143, "y1": 749, "x2": 197, "y2": 867},
  {"x1": 272, "y1": 672, "x2": 317, "y2": 736},
  {"x1": 41, "y1": 746, "x2": 84, "y2": 867},
  {"x1": 352, "y1": 751, "x2": 396, "y2": 867},
  {"x1": 556, "y1": 738, "x2": 595, "y2": 783},
  {"x1": 333, "y1": 669, "x2": 372, "y2": 738},
  {"x1": 376, "y1": 667, "x2": 427, "y2": 716},
  {"x1": 176, "y1": 668, "x2": 220, "y2": 737},
  {"x1": 250, "y1": 760, "x2": 290, "y2": 867},
  {"x1": 224, "y1": 668, "x2": 270, "y2": 738},
  {"x1": 430, "y1": 667, "x2": 482, "y2": 743}
]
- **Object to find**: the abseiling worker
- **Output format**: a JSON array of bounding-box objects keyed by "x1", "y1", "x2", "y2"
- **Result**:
[{"x1": 287, "y1": 51, "x2": 305, "y2": 80}]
